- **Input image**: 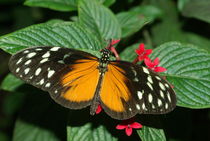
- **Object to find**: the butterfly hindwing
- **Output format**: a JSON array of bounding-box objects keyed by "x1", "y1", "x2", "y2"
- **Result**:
[
  {"x1": 99, "y1": 61, "x2": 176, "y2": 120},
  {"x1": 9, "y1": 46, "x2": 99, "y2": 109}
]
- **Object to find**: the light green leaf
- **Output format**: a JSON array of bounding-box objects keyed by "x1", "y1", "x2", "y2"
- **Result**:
[
  {"x1": 117, "y1": 11, "x2": 148, "y2": 38},
  {"x1": 182, "y1": 0, "x2": 210, "y2": 23},
  {"x1": 24, "y1": 0, "x2": 115, "y2": 11},
  {"x1": 1, "y1": 74, "x2": 24, "y2": 91},
  {"x1": 0, "y1": 21, "x2": 102, "y2": 54},
  {"x1": 78, "y1": 0, "x2": 121, "y2": 41},
  {"x1": 137, "y1": 126, "x2": 166, "y2": 141},
  {"x1": 151, "y1": 42, "x2": 210, "y2": 108},
  {"x1": 24, "y1": 0, "x2": 78, "y2": 11}
]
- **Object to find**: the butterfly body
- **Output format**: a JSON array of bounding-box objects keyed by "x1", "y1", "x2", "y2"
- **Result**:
[{"x1": 9, "y1": 46, "x2": 176, "y2": 120}]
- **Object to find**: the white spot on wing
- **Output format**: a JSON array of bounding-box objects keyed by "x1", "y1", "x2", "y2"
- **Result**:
[
  {"x1": 136, "y1": 104, "x2": 141, "y2": 110},
  {"x1": 148, "y1": 93, "x2": 153, "y2": 103},
  {"x1": 35, "y1": 48, "x2": 42, "y2": 51},
  {"x1": 16, "y1": 58, "x2": 23, "y2": 64},
  {"x1": 160, "y1": 90, "x2": 164, "y2": 98},
  {"x1": 143, "y1": 67, "x2": 149, "y2": 74},
  {"x1": 58, "y1": 60, "x2": 65, "y2": 64},
  {"x1": 137, "y1": 91, "x2": 143, "y2": 100},
  {"x1": 147, "y1": 82, "x2": 153, "y2": 90},
  {"x1": 27, "y1": 52, "x2": 36, "y2": 58},
  {"x1": 35, "y1": 68, "x2": 42, "y2": 76},
  {"x1": 42, "y1": 52, "x2": 50, "y2": 58},
  {"x1": 39, "y1": 79, "x2": 44, "y2": 85},
  {"x1": 40, "y1": 58, "x2": 48, "y2": 63},
  {"x1": 142, "y1": 103, "x2": 146, "y2": 110},
  {"x1": 155, "y1": 76, "x2": 161, "y2": 80},
  {"x1": 165, "y1": 103, "x2": 168, "y2": 109},
  {"x1": 55, "y1": 90, "x2": 58, "y2": 93},
  {"x1": 16, "y1": 68, "x2": 20, "y2": 73},
  {"x1": 129, "y1": 108, "x2": 132, "y2": 111},
  {"x1": 167, "y1": 92, "x2": 171, "y2": 102},
  {"x1": 24, "y1": 68, "x2": 30, "y2": 74},
  {"x1": 23, "y1": 50, "x2": 29, "y2": 54},
  {"x1": 159, "y1": 82, "x2": 166, "y2": 91},
  {"x1": 147, "y1": 76, "x2": 153, "y2": 84},
  {"x1": 48, "y1": 70, "x2": 55, "y2": 78},
  {"x1": 45, "y1": 83, "x2": 51, "y2": 87},
  {"x1": 50, "y1": 47, "x2": 60, "y2": 51},
  {"x1": 25, "y1": 60, "x2": 31, "y2": 65},
  {"x1": 158, "y1": 99, "x2": 162, "y2": 106},
  {"x1": 165, "y1": 83, "x2": 170, "y2": 88},
  {"x1": 64, "y1": 54, "x2": 70, "y2": 59}
]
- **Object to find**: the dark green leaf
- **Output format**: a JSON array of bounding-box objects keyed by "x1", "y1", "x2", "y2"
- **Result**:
[
  {"x1": 1, "y1": 74, "x2": 23, "y2": 91},
  {"x1": 182, "y1": 0, "x2": 210, "y2": 23},
  {"x1": 130, "y1": 5, "x2": 163, "y2": 22},
  {"x1": 151, "y1": 42, "x2": 210, "y2": 108},
  {"x1": 78, "y1": 0, "x2": 121, "y2": 41},
  {"x1": 116, "y1": 11, "x2": 148, "y2": 38},
  {"x1": 177, "y1": 0, "x2": 191, "y2": 11},
  {"x1": 137, "y1": 126, "x2": 166, "y2": 141},
  {"x1": 0, "y1": 21, "x2": 102, "y2": 54}
]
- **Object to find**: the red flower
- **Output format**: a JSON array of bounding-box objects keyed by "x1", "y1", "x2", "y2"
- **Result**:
[
  {"x1": 96, "y1": 104, "x2": 102, "y2": 114},
  {"x1": 135, "y1": 43, "x2": 152, "y2": 61},
  {"x1": 116, "y1": 118, "x2": 142, "y2": 136},
  {"x1": 144, "y1": 57, "x2": 167, "y2": 72}
]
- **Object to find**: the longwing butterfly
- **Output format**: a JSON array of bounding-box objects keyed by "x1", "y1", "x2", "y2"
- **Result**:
[{"x1": 9, "y1": 46, "x2": 176, "y2": 120}]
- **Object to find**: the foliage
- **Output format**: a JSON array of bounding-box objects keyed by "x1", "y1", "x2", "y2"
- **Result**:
[{"x1": 0, "y1": 0, "x2": 210, "y2": 141}]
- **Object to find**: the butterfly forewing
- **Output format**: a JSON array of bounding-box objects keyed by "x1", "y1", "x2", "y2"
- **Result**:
[
  {"x1": 9, "y1": 46, "x2": 99, "y2": 109},
  {"x1": 99, "y1": 61, "x2": 176, "y2": 120}
]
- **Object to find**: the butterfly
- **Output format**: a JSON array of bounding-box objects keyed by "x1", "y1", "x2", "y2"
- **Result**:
[{"x1": 8, "y1": 46, "x2": 176, "y2": 120}]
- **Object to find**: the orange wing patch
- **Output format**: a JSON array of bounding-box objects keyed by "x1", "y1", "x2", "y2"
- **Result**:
[
  {"x1": 61, "y1": 59, "x2": 99, "y2": 102},
  {"x1": 100, "y1": 64, "x2": 131, "y2": 112}
]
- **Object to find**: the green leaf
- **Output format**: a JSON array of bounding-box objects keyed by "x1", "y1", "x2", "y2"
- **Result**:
[
  {"x1": 181, "y1": 0, "x2": 210, "y2": 23},
  {"x1": 24, "y1": 0, "x2": 78, "y2": 11},
  {"x1": 116, "y1": 11, "x2": 148, "y2": 38},
  {"x1": 1, "y1": 74, "x2": 24, "y2": 91},
  {"x1": 185, "y1": 33, "x2": 210, "y2": 53},
  {"x1": 120, "y1": 43, "x2": 139, "y2": 62},
  {"x1": 67, "y1": 110, "x2": 118, "y2": 141},
  {"x1": 177, "y1": 0, "x2": 191, "y2": 11},
  {"x1": 78, "y1": 0, "x2": 121, "y2": 41},
  {"x1": 130, "y1": 5, "x2": 163, "y2": 22},
  {"x1": 24, "y1": 0, "x2": 115, "y2": 11},
  {"x1": 0, "y1": 21, "x2": 102, "y2": 54},
  {"x1": 13, "y1": 120, "x2": 60, "y2": 141},
  {"x1": 102, "y1": 0, "x2": 115, "y2": 7},
  {"x1": 137, "y1": 126, "x2": 166, "y2": 141},
  {"x1": 67, "y1": 123, "x2": 117, "y2": 141},
  {"x1": 13, "y1": 91, "x2": 67, "y2": 141},
  {"x1": 150, "y1": 42, "x2": 210, "y2": 108}
]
